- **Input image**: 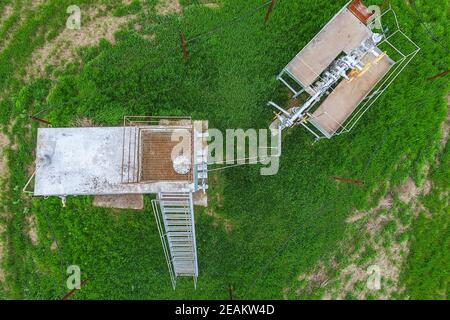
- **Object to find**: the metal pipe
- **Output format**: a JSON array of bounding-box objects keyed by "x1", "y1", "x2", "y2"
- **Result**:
[{"x1": 267, "y1": 101, "x2": 290, "y2": 116}]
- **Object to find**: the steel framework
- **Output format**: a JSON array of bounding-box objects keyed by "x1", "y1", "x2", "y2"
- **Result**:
[{"x1": 271, "y1": 4, "x2": 421, "y2": 140}]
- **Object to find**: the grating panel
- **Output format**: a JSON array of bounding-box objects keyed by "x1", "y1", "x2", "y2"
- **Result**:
[{"x1": 140, "y1": 130, "x2": 193, "y2": 182}]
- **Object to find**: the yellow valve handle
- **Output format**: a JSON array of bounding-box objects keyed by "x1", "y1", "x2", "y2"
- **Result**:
[{"x1": 272, "y1": 111, "x2": 281, "y2": 121}]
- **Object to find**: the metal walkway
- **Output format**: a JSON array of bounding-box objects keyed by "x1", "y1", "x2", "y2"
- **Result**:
[
  {"x1": 152, "y1": 192, "x2": 198, "y2": 289},
  {"x1": 121, "y1": 126, "x2": 140, "y2": 184}
]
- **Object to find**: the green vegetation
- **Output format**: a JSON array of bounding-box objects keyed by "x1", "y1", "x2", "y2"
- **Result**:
[
  {"x1": 401, "y1": 143, "x2": 449, "y2": 299},
  {"x1": 0, "y1": 0, "x2": 448, "y2": 299}
]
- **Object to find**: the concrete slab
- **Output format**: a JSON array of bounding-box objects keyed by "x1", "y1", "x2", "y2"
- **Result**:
[
  {"x1": 310, "y1": 51, "x2": 394, "y2": 136},
  {"x1": 34, "y1": 127, "x2": 194, "y2": 196},
  {"x1": 93, "y1": 194, "x2": 144, "y2": 210},
  {"x1": 286, "y1": 8, "x2": 372, "y2": 90},
  {"x1": 192, "y1": 190, "x2": 208, "y2": 207}
]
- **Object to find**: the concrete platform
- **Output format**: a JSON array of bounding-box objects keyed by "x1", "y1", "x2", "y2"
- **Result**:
[
  {"x1": 309, "y1": 51, "x2": 394, "y2": 136},
  {"x1": 34, "y1": 127, "x2": 194, "y2": 196},
  {"x1": 285, "y1": 8, "x2": 372, "y2": 90}
]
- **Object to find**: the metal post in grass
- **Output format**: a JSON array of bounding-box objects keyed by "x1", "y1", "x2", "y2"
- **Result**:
[
  {"x1": 427, "y1": 69, "x2": 449, "y2": 81},
  {"x1": 30, "y1": 115, "x2": 52, "y2": 127},
  {"x1": 62, "y1": 279, "x2": 89, "y2": 300},
  {"x1": 179, "y1": 30, "x2": 188, "y2": 63},
  {"x1": 228, "y1": 284, "x2": 234, "y2": 300},
  {"x1": 333, "y1": 176, "x2": 365, "y2": 187},
  {"x1": 264, "y1": 0, "x2": 277, "y2": 25}
]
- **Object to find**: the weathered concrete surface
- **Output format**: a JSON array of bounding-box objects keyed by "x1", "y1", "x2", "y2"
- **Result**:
[
  {"x1": 193, "y1": 190, "x2": 208, "y2": 207},
  {"x1": 286, "y1": 8, "x2": 372, "y2": 89},
  {"x1": 34, "y1": 127, "x2": 194, "y2": 196}
]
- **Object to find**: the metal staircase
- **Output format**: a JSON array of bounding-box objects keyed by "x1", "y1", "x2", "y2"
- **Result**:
[{"x1": 151, "y1": 192, "x2": 198, "y2": 289}]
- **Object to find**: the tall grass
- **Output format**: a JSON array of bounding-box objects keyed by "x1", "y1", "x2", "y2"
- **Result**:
[{"x1": 0, "y1": 0, "x2": 448, "y2": 299}]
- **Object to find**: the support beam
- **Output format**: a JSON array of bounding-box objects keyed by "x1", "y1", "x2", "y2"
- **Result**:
[
  {"x1": 62, "y1": 279, "x2": 89, "y2": 300},
  {"x1": 179, "y1": 30, "x2": 188, "y2": 63},
  {"x1": 427, "y1": 69, "x2": 449, "y2": 81},
  {"x1": 264, "y1": 0, "x2": 276, "y2": 25},
  {"x1": 333, "y1": 176, "x2": 365, "y2": 186},
  {"x1": 30, "y1": 115, "x2": 51, "y2": 126},
  {"x1": 228, "y1": 284, "x2": 234, "y2": 300}
]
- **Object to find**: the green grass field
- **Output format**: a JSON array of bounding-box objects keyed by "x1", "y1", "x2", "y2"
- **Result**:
[{"x1": 0, "y1": 0, "x2": 448, "y2": 299}]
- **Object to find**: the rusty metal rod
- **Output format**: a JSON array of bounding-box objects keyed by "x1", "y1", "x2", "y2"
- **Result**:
[
  {"x1": 62, "y1": 279, "x2": 89, "y2": 300},
  {"x1": 427, "y1": 69, "x2": 450, "y2": 81},
  {"x1": 179, "y1": 30, "x2": 188, "y2": 63},
  {"x1": 30, "y1": 115, "x2": 51, "y2": 126},
  {"x1": 228, "y1": 284, "x2": 234, "y2": 300},
  {"x1": 333, "y1": 176, "x2": 365, "y2": 187},
  {"x1": 264, "y1": 0, "x2": 276, "y2": 25}
]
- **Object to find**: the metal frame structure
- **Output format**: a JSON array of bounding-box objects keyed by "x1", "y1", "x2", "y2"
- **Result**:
[
  {"x1": 27, "y1": 115, "x2": 207, "y2": 290},
  {"x1": 332, "y1": 5, "x2": 421, "y2": 136},
  {"x1": 272, "y1": 3, "x2": 421, "y2": 141},
  {"x1": 276, "y1": 2, "x2": 353, "y2": 99}
]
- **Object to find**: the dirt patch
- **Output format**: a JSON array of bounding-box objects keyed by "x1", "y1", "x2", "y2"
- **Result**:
[
  {"x1": 25, "y1": 215, "x2": 38, "y2": 246},
  {"x1": 223, "y1": 220, "x2": 233, "y2": 233},
  {"x1": 346, "y1": 194, "x2": 393, "y2": 224},
  {"x1": 26, "y1": 8, "x2": 133, "y2": 79},
  {"x1": 302, "y1": 182, "x2": 418, "y2": 299},
  {"x1": 93, "y1": 194, "x2": 144, "y2": 210},
  {"x1": 0, "y1": 4, "x2": 15, "y2": 48},
  {"x1": 74, "y1": 117, "x2": 95, "y2": 127},
  {"x1": 422, "y1": 179, "x2": 432, "y2": 196},
  {"x1": 156, "y1": 0, "x2": 182, "y2": 15},
  {"x1": 395, "y1": 177, "x2": 427, "y2": 204},
  {"x1": 298, "y1": 263, "x2": 328, "y2": 286},
  {"x1": 366, "y1": 214, "x2": 391, "y2": 236},
  {"x1": 0, "y1": 2, "x2": 35, "y2": 52},
  {"x1": 199, "y1": 1, "x2": 221, "y2": 9},
  {"x1": 0, "y1": 4, "x2": 13, "y2": 28},
  {"x1": 0, "y1": 131, "x2": 9, "y2": 178},
  {"x1": 0, "y1": 224, "x2": 5, "y2": 282},
  {"x1": 142, "y1": 33, "x2": 156, "y2": 41},
  {"x1": 291, "y1": 94, "x2": 449, "y2": 300},
  {"x1": 50, "y1": 240, "x2": 58, "y2": 251},
  {"x1": 205, "y1": 207, "x2": 233, "y2": 233},
  {"x1": 193, "y1": 190, "x2": 208, "y2": 207},
  {"x1": 30, "y1": 0, "x2": 45, "y2": 10},
  {"x1": 215, "y1": 192, "x2": 223, "y2": 208},
  {"x1": 345, "y1": 211, "x2": 366, "y2": 224},
  {"x1": 295, "y1": 262, "x2": 331, "y2": 297},
  {"x1": 0, "y1": 130, "x2": 9, "y2": 283},
  {"x1": 440, "y1": 94, "x2": 450, "y2": 150},
  {"x1": 282, "y1": 287, "x2": 290, "y2": 300}
]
